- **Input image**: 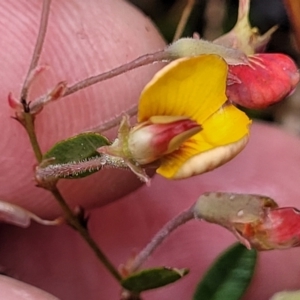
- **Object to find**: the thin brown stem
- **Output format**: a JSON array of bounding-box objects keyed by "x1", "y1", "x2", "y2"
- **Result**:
[
  {"x1": 173, "y1": 0, "x2": 196, "y2": 42},
  {"x1": 21, "y1": 0, "x2": 52, "y2": 102},
  {"x1": 50, "y1": 186, "x2": 122, "y2": 282},
  {"x1": 24, "y1": 114, "x2": 122, "y2": 283},
  {"x1": 63, "y1": 51, "x2": 167, "y2": 98},
  {"x1": 18, "y1": 0, "x2": 135, "y2": 285},
  {"x1": 23, "y1": 113, "x2": 43, "y2": 162},
  {"x1": 283, "y1": 0, "x2": 300, "y2": 51},
  {"x1": 87, "y1": 104, "x2": 138, "y2": 133},
  {"x1": 129, "y1": 207, "x2": 194, "y2": 273},
  {"x1": 22, "y1": 115, "x2": 122, "y2": 281}
]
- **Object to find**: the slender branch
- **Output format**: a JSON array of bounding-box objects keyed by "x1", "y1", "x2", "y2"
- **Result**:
[
  {"x1": 21, "y1": 0, "x2": 52, "y2": 102},
  {"x1": 283, "y1": 0, "x2": 300, "y2": 51},
  {"x1": 50, "y1": 186, "x2": 122, "y2": 282},
  {"x1": 63, "y1": 51, "x2": 167, "y2": 98},
  {"x1": 17, "y1": 0, "x2": 124, "y2": 283},
  {"x1": 173, "y1": 0, "x2": 196, "y2": 42},
  {"x1": 129, "y1": 206, "x2": 195, "y2": 273},
  {"x1": 23, "y1": 113, "x2": 43, "y2": 162},
  {"x1": 86, "y1": 104, "x2": 138, "y2": 133},
  {"x1": 24, "y1": 115, "x2": 122, "y2": 282}
]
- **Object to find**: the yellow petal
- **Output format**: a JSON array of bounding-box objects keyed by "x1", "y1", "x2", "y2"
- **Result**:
[
  {"x1": 138, "y1": 55, "x2": 228, "y2": 124},
  {"x1": 196, "y1": 104, "x2": 251, "y2": 147},
  {"x1": 157, "y1": 104, "x2": 251, "y2": 178}
]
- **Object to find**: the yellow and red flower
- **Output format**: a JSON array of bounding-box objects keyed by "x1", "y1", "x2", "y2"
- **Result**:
[{"x1": 98, "y1": 55, "x2": 250, "y2": 182}]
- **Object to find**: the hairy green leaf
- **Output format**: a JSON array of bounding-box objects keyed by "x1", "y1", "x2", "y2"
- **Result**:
[{"x1": 42, "y1": 132, "x2": 110, "y2": 178}]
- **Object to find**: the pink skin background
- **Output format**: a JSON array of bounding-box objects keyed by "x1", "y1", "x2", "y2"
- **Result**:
[{"x1": 1, "y1": 0, "x2": 300, "y2": 299}]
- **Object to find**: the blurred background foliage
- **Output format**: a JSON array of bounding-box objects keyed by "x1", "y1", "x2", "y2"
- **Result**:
[{"x1": 129, "y1": 0, "x2": 300, "y2": 134}]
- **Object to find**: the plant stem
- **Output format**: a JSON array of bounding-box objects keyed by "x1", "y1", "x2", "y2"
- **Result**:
[
  {"x1": 21, "y1": 0, "x2": 51, "y2": 102},
  {"x1": 63, "y1": 51, "x2": 168, "y2": 133},
  {"x1": 283, "y1": 0, "x2": 300, "y2": 51},
  {"x1": 22, "y1": 112, "x2": 122, "y2": 282},
  {"x1": 50, "y1": 186, "x2": 122, "y2": 282},
  {"x1": 173, "y1": 0, "x2": 195, "y2": 42},
  {"x1": 23, "y1": 113, "x2": 43, "y2": 163},
  {"x1": 87, "y1": 104, "x2": 138, "y2": 133},
  {"x1": 18, "y1": 0, "x2": 129, "y2": 285},
  {"x1": 63, "y1": 51, "x2": 167, "y2": 98},
  {"x1": 129, "y1": 207, "x2": 195, "y2": 273}
]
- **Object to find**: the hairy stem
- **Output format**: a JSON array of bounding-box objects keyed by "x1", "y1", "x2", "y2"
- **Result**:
[
  {"x1": 19, "y1": 0, "x2": 121, "y2": 280},
  {"x1": 50, "y1": 186, "x2": 122, "y2": 282},
  {"x1": 23, "y1": 113, "x2": 122, "y2": 281},
  {"x1": 63, "y1": 51, "x2": 167, "y2": 98},
  {"x1": 21, "y1": 0, "x2": 51, "y2": 102},
  {"x1": 129, "y1": 207, "x2": 195, "y2": 272},
  {"x1": 87, "y1": 104, "x2": 138, "y2": 133}
]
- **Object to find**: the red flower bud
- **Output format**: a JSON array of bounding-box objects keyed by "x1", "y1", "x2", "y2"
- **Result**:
[
  {"x1": 127, "y1": 116, "x2": 201, "y2": 165},
  {"x1": 239, "y1": 207, "x2": 300, "y2": 250},
  {"x1": 194, "y1": 192, "x2": 300, "y2": 251},
  {"x1": 226, "y1": 53, "x2": 300, "y2": 109},
  {"x1": 97, "y1": 115, "x2": 201, "y2": 182}
]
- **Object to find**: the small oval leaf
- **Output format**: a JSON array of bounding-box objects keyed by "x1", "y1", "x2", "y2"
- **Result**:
[
  {"x1": 193, "y1": 243, "x2": 257, "y2": 300},
  {"x1": 121, "y1": 267, "x2": 189, "y2": 293},
  {"x1": 42, "y1": 132, "x2": 110, "y2": 178}
]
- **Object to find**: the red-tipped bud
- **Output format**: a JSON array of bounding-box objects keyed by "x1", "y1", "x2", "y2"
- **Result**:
[
  {"x1": 30, "y1": 81, "x2": 67, "y2": 114},
  {"x1": 226, "y1": 53, "x2": 300, "y2": 109},
  {"x1": 128, "y1": 116, "x2": 201, "y2": 165},
  {"x1": 8, "y1": 93, "x2": 22, "y2": 110},
  {"x1": 239, "y1": 207, "x2": 300, "y2": 250},
  {"x1": 194, "y1": 192, "x2": 300, "y2": 251},
  {"x1": 8, "y1": 92, "x2": 26, "y2": 122},
  {"x1": 99, "y1": 116, "x2": 201, "y2": 166}
]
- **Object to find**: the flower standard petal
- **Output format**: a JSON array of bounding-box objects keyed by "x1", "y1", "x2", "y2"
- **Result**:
[
  {"x1": 157, "y1": 104, "x2": 251, "y2": 179},
  {"x1": 138, "y1": 55, "x2": 228, "y2": 124}
]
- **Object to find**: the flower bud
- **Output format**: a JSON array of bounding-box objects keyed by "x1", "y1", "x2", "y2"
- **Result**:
[
  {"x1": 98, "y1": 115, "x2": 201, "y2": 166},
  {"x1": 128, "y1": 116, "x2": 201, "y2": 165},
  {"x1": 194, "y1": 192, "x2": 300, "y2": 251},
  {"x1": 238, "y1": 207, "x2": 300, "y2": 250},
  {"x1": 213, "y1": 0, "x2": 277, "y2": 55},
  {"x1": 8, "y1": 92, "x2": 24, "y2": 121},
  {"x1": 227, "y1": 54, "x2": 300, "y2": 109}
]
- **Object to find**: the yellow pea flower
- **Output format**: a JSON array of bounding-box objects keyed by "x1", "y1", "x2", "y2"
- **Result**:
[
  {"x1": 138, "y1": 54, "x2": 251, "y2": 179},
  {"x1": 98, "y1": 55, "x2": 251, "y2": 182}
]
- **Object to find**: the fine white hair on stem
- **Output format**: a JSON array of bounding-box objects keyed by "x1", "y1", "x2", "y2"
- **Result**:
[
  {"x1": 129, "y1": 207, "x2": 195, "y2": 272},
  {"x1": 36, "y1": 155, "x2": 129, "y2": 181},
  {"x1": 85, "y1": 105, "x2": 138, "y2": 133},
  {"x1": 63, "y1": 51, "x2": 167, "y2": 98}
]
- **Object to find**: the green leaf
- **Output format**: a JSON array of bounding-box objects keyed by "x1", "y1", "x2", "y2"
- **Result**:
[
  {"x1": 193, "y1": 243, "x2": 257, "y2": 300},
  {"x1": 42, "y1": 132, "x2": 110, "y2": 178},
  {"x1": 121, "y1": 267, "x2": 189, "y2": 293}
]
